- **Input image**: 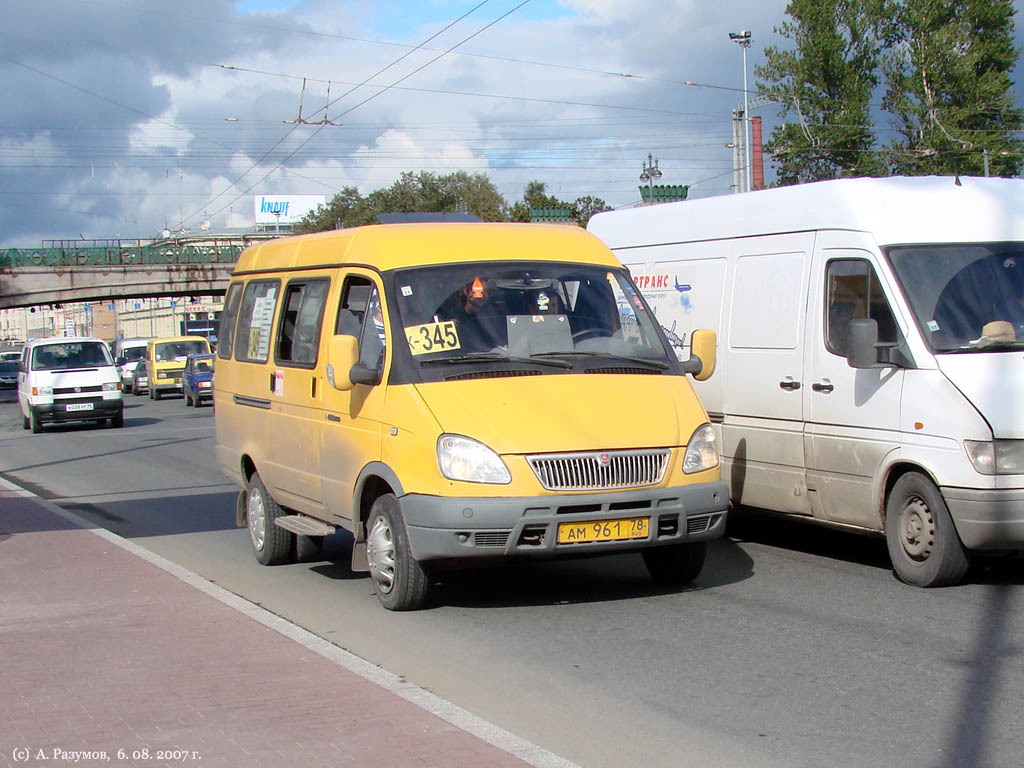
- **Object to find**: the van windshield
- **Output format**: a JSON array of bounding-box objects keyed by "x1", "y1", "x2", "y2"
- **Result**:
[
  {"x1": 391, "y1": 262, "x2": 672, "y2": 373},
  {"x1": 121, "y1": 346, "x2": 146, "y2": 362},
  {"x1": 155, "y1": 340, "x2": 209, "y2": 362},
  {"x1": 887, "y1": 243, "x2": 1024, "y2": 352},
  {"x1": 32, "y1": 342, "x2": 112, "y2": 370}
]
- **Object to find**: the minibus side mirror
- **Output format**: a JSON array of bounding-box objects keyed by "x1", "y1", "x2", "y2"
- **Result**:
[
  {"x1": 349, "y1": 361, "x2": 381, "y2": 386},
  {"x1": 681, "y1": 329, "x2": 716, "y2": 381},
  {"x1": 326, "y1": 335, "x2": 359, "y2": 391},
  {"x1": 115, "y1": 357, "x2": 124, "y2": 366}
]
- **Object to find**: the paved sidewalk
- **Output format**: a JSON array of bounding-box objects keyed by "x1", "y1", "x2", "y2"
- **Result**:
[{"x1": 0, "y1": 482, "x2": 571, "y2": 768}]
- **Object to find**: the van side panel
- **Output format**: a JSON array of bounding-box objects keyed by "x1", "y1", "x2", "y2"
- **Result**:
[{"x1": 621, "y1": 233, "x2": 815, "y2": 515}]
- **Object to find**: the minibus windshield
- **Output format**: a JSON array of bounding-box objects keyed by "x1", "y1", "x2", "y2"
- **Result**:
[
  {"x1": 120, "y1": 346, "x2": 146, "y2": 362},
  {"x1": 155, "y1": 340, "x2": 209, "y2": 361},
  {"x1": 32, "y1": 342, "x2": 112, "y2": 370},
  {"x1": 392, "y1": 262, "x2": 672, "y2": 372},
  {"x1": 888, "y1": 242, "x2": 1024, "y2": 352}
]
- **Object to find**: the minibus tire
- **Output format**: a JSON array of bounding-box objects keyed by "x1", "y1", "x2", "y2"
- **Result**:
[
  {"x1": 111, "y1": 413, "x2": 124, "y2": 428},
  {"x1": 22, "y1": 413, "x2": 29, "y2": 430},
  {"x1": 30, "y1": 410, "x2": 42, "y2": 434},
  {"x1": 642, "y1": 541, "x2": 706, "y2": 585},
  {"x1": 246, "y1": 473, "x2": 294, "y2": 566},
  {"x1": 296, "y1": 535, "x2": 324, "y2": 563},
  {"x1": 366, "y1": 494, "x2": 428, "y2": 611},
  {"x1": 885, "y1": 472, "x2": 969, "y2": 587}
]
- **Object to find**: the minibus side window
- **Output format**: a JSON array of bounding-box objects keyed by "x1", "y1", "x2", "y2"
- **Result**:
[
  {"x1": 335, "y1": 277, "x2": 373, "y2": 336},
  {"x1": 276, "y1": 278, "x2": 330, "y2": 367},
  {"x1": 234, "y1": 280, "x2": 280, "y2": 364},
  {"x1": 356, "y1": 287, "x2": 386, "y2": 373},
  {"x1": 217, "y1": 282, "x2": 243, "y2": 360},
  {"x1": 825, "y1": 259, "x2": 897, "y2": 357}
]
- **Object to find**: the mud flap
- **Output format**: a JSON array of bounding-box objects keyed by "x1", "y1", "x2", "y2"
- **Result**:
[
  {"x1": 235, "y1": 490, "x2": 247, "y2": 528},
  {"x1": 350, "y1": 520, "x2": 369, "y2": 572}
]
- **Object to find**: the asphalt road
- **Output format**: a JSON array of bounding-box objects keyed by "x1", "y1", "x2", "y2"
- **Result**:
[{"x1": 1, "y1": 387, "x2": 1023, "y2": 768}]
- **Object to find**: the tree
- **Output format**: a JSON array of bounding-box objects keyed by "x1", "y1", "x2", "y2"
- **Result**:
[
  {"x1": 510, "y1": 180, "x2": 566, "y2": 222},
  {"x1": 294, "y1": 171, "x2": 510, "y2": 233},
  {"x1": 572, "y1": 196, "x2": 612, "y2": 228},
  {"x1": 882, "y1": 0, "x2": 1023, "y2": 176},
  {"x1": 756, "y1": 0, "x2": 889, "y2": 184}
]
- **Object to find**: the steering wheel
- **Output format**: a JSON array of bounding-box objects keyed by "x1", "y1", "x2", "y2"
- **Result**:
[{"x1": 571, "y1": 329, "x2": 605, "y2": 344}]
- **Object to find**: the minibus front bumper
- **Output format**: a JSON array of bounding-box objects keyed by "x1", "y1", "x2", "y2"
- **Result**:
[
  {"x1": 943, "y1": 487, "x2": 1024, "y2": 550},
  {"x1": 400, "y1": 481, "x2": 730, "y2": 562}
]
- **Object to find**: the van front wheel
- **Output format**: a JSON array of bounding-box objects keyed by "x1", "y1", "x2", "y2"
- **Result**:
[
  {"x1": 642, "y1": 542, "x2": 706, "y2": 585},
  {"x1": 366, "y1": 494, "x2": 428, "y2": 611},
  {"x1": 246, "y1": 473, "x2": 294, "y2": 566},
  {"x1": 885, "y1": 472, "x2": 969, "y2": 587}
]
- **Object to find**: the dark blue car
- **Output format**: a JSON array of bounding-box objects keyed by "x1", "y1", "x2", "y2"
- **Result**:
[{"x1": 182, "y1": 353, "x2": 214, "y2": 407}]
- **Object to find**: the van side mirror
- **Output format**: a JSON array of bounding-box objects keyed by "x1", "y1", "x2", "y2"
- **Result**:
[
  {"x1": 326, "y1": 335, "x2": 359, "y2": 391},
  {"x1": 681, "y1": 329, "x2": 716, "y2": 381},
  {"x1": 115, "y1": 357, "x2": 124, "y2": 366},
  {"x1": 847, "y1": 318, "x2": 904, "y2": 369}
]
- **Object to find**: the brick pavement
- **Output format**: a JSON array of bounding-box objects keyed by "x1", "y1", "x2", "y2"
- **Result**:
[{"x1": 0, "y1": 484, "x2": 572, "y2": 768}]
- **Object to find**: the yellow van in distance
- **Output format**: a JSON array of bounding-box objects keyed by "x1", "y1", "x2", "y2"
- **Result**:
[
  {"x1": 214, "y1": 223, "x2": 728, "y2": 610},
  {"x1": 146, "y1": 335, "x2": 211, "y2": 399}
]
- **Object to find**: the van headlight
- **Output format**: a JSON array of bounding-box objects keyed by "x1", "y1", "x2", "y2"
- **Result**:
[
  {"x1": 683, "y1": 423, "x2": 719, "y2": 474},
  {"x1": 437, "y1": 435, "x2": 511, "y2": 484},
  {"x1": 965, "y1": 440, "x2": 1024, "y2": 475},
  {"x1": 31, "y1": 386, "x2": 53, "y2": 396},
  {"x1": 102, "y1": 382, "x2": 120, "y2": 391}
]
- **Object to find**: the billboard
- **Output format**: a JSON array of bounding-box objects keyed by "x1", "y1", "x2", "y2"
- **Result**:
[{"x1": 253, "y1": 195, "x2": 326, "y2": 225}]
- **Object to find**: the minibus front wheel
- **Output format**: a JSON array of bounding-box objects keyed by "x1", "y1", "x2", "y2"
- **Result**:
[
  {"x1": 642, "y1": 541, "x2": 706, "y2": 585},
  {"x1": 366, "y1": 494, "x2": 428, "y2": 611},
  {"x1": 885, "y1": 472, "x2": 969, "y2": 587}
]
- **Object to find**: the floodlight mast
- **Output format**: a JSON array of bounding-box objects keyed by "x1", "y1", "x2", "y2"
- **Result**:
[{"x1": 729, "y1": 30, "x2": 753, "y2": 193}]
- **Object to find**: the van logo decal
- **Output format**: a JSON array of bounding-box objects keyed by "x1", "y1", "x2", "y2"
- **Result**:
[{"x1": 74, "y1": 386, "x2": 81, "y2": 393}]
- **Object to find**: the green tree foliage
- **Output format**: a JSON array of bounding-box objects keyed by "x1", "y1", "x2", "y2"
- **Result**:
[
  {"x1": 510, "y1": 181, "x2": 610, "y2": 226},
  {"x1": 295, "y1": 171, "x2": 510, "y2": 233},
  {"x1": 757, "y1": 0, "x2": 1023, "y2": 182},
  {"x1": 882, "y1": 0, "x2": 1024, "y2": 176},
  {"x1": 756, "y1": 0, "x2": 888, "y2": 184}
]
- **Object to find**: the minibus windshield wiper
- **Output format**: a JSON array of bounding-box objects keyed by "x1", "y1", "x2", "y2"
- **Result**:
[
  {"x1": 419, "y1": 353, "x2": 572, "y2": 369},
  {"x1": 531, "y1": 351, "x2": 669, "y2": 370}
]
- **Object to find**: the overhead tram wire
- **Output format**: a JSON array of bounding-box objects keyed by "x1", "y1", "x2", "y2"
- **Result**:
[
  {"x1": 174, "y1": 0, "x2": 495, "y2": 231},
  {"x1": 0, "y1": 55, "x2": 340, "y2": 197},
  {"x1": 181, "y1": 0, "x2": 536, "y2": 232}
]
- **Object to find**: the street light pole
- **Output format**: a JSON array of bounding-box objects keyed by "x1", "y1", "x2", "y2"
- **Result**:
[
  {"x1": 639, "y1": 153, "x2": 662, "y2": 203},
  {"x1": 730, "y1": 30, "x2": 753, "y2": 193}
]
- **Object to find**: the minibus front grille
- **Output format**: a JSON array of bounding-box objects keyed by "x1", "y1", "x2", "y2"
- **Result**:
[
  {"x1": 527, "y1": 449, "x2": 670, "y2": 491},
  {"x1": 445, "y1": 369, "x2": 541, "y2": 381},
  {"x1": 474, "y1": 531, "x2": 511, "y2": 548}
]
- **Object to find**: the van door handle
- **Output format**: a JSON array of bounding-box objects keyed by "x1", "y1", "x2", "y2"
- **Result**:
[
  {"x1": 779, "y1": 378, "x2": 801, "y2": 391},
  {"x1": 812, "y1": 381, "x2": 834, "y2": 393}
]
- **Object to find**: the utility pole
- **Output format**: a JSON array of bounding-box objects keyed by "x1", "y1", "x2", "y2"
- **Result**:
[{"x1": 730, "y1": 30, "x2": 753, "y2": 193}]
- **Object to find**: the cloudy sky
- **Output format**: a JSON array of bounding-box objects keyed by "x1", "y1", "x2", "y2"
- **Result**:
[{"x1": 1, "y1": 0, "x2": 1020, "y2": 247}]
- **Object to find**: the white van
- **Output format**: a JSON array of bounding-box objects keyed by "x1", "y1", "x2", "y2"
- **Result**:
[
  {"x1": 588, "y1": 176, "x2": 1024, "y2": 587},
  {"x1": 113, "y1": 337, "x2": 149, "y2": 393},
  {"x1": 18, "y1": 336, "x2": 124, "y2": 433}
]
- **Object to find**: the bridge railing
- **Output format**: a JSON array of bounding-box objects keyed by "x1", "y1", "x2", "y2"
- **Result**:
[{"x1": 0, "y1": 243, "x2": 245, "y2": 267}]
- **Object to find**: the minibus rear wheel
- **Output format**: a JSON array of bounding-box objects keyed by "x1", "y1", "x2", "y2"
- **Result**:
[
  {"x1": 642, "y1": 541, "x2": 706, "y2": 585},
  {"x1": 366, "y1": 494, "x2": 428, "y2": 611},
  {"x1": 885, "y1": 472, "x2": 969, "y2": 587},
  {"x1": 246, "y1": 472, "x2": 294, "y2": 566}
]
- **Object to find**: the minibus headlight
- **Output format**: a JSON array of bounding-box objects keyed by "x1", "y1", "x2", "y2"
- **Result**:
[
  {"x1": 102, "y1": 382, "x2": 120, "y2": 391},
  {"x1": 683, "y1": 423, "x2": 719, "y2": 474},
  {"x1": 965, "y1": 440, "x2": 1024, "y2": 475},
  {"x1": 31, "y1": 386, "x2": 53, "y2": 397},
  {"x1": 437, "y1": 435, "x2": 511, "y2": 484}
]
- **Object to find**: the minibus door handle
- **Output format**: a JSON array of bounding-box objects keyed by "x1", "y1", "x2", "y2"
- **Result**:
[
  {"x1": 812, "y1": 380, "x2": 834, "y2": 393},
  {"x1": 779, "y1": 378, "x2": 801, "y2": 391},
  {"x1": 269, "y1": 372, "x2": 275, "y2": 393}
]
